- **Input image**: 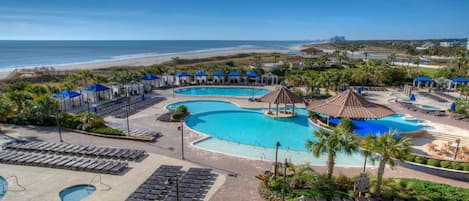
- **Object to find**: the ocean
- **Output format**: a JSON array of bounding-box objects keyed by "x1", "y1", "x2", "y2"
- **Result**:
[{"x1": 0, "y1": 40, "x2": 310, "y2": 71}]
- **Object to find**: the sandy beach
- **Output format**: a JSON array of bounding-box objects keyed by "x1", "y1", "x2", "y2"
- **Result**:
[{"x1": 0, "y1": 47, "x2": 298, "y2": 80}]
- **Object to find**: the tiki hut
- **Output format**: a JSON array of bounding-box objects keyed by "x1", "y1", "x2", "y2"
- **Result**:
[
  {"x1": 307, "y1": 90, "x2": 394, "y2": 121},
  {"x1": 259, "y1": 87, "x2": 304, "y2": 117}
]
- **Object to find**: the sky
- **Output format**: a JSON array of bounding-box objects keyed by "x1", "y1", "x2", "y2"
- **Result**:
[{"x1": 0, "y1": 0, "x2": 468, "y2": 40}]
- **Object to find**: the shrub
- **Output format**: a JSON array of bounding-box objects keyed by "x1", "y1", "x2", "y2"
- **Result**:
[
  {"x1": 463, "y1": 163, "x2": 469, "y2": 171},
  {"x1": 89, "y1": 127, "x2": 123, "y2": 136},
  {"x1": 405, "y1": 154, "x2": 416, "y2": 162},
  {"x1": 338, "y1": 118, "x2": 354, "y2": 132},
  {"x1": 426, "y1": 159, "x2": 440, "y2": 167},
  {"x1": 414, "y1": 156, "x2": 427, "y2": 164},
  {"x1": 439, "y1": 161, "x2": 451, "y2": 168},
  {"x1": 172, "y1": 105, "x2": 188, "y2": 120},
  {"x1": 450, "y1": 161, "x2": 462, "y2": 170}
]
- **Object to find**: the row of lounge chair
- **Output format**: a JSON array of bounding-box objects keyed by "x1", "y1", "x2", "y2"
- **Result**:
[
  {"x1": 126, "y1": 165, "x2": 217, "y2": 201},
  {"x1": 434, "y1": 91, "x2": 457, "y2": 101},
  {"x1": 416, "y1": 92, "x2": 448, "y2": 102},
  {"x1": 105, "y1": 122, "x2": 161, "y2": 138},
  {"x1": 0, "y1": 150, "x2": 128, "y2": 175},
  {"x1": 452, "y1": 114, "x2": 469, "y2": 122},
  {"x1": 248, "y1": 97, "x2": 262, "y2": 102},
  {"x1": 398, "y1": 102, "x2": 447, "y2": 117},
  {"x1": 363, "y1": 87, "x2": 388, "y2": 92},
  {"x1": 3, "y1": 141, "x2": 146, "y2": 161}
]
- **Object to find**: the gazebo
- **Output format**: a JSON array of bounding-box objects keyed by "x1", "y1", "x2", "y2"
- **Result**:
[
  {"x1": 53, "y1": 90, "x2": 83, "y2": 112},
  {"x1": 142, "y1": 74, "x2": 160, "y2": 91},
  {"x1": 449, "y1": 77, "x2": 469, "y2": 90},
  {"x1": 194, "y1": 71, "x2": 208, "y2": 84},
  {"x1": 259, "y1": 87, "x2": 304, "y2": 117},
  {"x1": 228, "y1": 71, "x2": 241, "y2": 84},
  {"x1": 246, "y1": 71, "x2": 259, "y2": 84},
  {"x1": 212, "y1": 71, "x2": 225, "y2": 84},
  {"x1": 85, "y1": 84, "x2": 111, "y2": 104},
  {"x1": 175, "y1": 72, "x2": 192, "y2": 86},
  {"x1": 413, "y1": 76, "x2": 433, "y2": 88},
  {"x1": 261, "y1": 72, "x2": 278, "y2": 85},
  {"x1": 308, "y1": 90, "x2": 395, "y2": 124}
]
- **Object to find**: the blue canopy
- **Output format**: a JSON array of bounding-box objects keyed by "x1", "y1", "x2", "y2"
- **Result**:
[
  {"x1": 212, "y1": 71, "x2": 225, "y2": 76},
  {"x1": 85, "y1": 84, "x2": 110, "y2": 92},
  {"x1": 194, "y1": 71, "x2": 208, "y2": 77},
  {"x1": 246, "y1": 71, "x2": 259, "y2": 77},
  {"x1": 54, "y1": 90, "x2": 81, "y2": 99},
  {"x1": 413, "y1": 76, "x2": 433, "y2": 82},
  {"x1": 409, "y1": 94, "x2": 416, "y2": 102},
  {"x1": 175, "y1": 72, "x2": 191, "y2": 77},
  {"x1": 142, "y1": 74, "x2": 159, "y2": 80},
  {"x1": 228, "y1": 71, "x2": 241, "y2": 77},
  {"x1": 450, "y1": 102, "x2": 456, "y2": 112},
  {"x1": 450, "y1": 77, "x2": 469, "y2": 83}
]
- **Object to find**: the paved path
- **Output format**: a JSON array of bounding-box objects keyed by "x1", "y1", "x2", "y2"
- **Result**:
[{"x1": 1, "y1": 87, "x2": 469, "y2": 201}]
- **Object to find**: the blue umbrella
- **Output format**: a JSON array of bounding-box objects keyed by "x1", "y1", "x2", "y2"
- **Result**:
[
  {"x1": 450, "y1": 102, "x2": 456, "y2": 112},
  {"x1": 409, "y1": 94, "x2": 416, "y2": 102}
]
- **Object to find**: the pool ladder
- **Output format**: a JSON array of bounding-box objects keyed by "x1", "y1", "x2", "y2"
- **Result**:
[
  {"x1": 89, "y1": 174, "x2": 112, "y2": 192},
  {"x1": 5, "y1": 175, "x2": 26, "y2": 192}
]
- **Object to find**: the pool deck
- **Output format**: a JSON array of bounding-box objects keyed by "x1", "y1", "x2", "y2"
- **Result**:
[{"x1": 1, "y1": 86, "x2": 469, "y2": 201}]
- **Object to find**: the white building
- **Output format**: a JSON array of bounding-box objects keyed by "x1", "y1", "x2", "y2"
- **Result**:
[{"x1": 440, "y1": 41, "x2": 455, "y2": 47}]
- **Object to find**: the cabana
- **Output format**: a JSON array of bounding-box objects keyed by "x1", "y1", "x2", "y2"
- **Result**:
[
  {"x1": 413, "y1": 76, "x2": 433, "y2": 88},
  {"x1": 161, "y1": 73, "x2": 173, "y2": 87},
  {"x1": 246, "y1": 71, "x2": 259, "y2": 85},
  {"x1": 175, "y1": 72, "x2": 192, "y2": 86},
  {"x1": 261, "y1": 72, "x2": 278, "y2": 85},
  {"x1": 449, "y1": 77, "x2": 469, "y2": 90},
  {"x1": 123, "y1": 81, "x2": 143, "y2": 96},
  {"x1": 212, "y1": 71, "x2": 225, "y2": 84},
  {"x1": 433, "y1": 77, "x2": 451, "y2": 90},
  {"x1": 53, "y1": 90, "x2": 83, "y2": 112},
  {"x1": 194, "y1": 71, "x2": 208, "y2": 85},
  {"x1": 228, "y1": 72, "x2": 241, "y2": 84},
  {"x1": 308, "y1": 90, "x2": 395, "y2": 125},
  {"x1": 142, "y1": 74, "x2": 160, "y2": 91},
  {"x1": 85, "y1": 84, "x2": 111, "y2": 104},
  {"x1": 260, "y1": 87, "x2": 304, "y2": 117}
]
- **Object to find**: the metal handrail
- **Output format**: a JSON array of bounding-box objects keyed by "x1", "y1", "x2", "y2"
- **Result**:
[
  {"x1": 88, "y1": 175, "x2": 111, "y2": 192},
  {"x1": 5, "y1": 176, "x2": 26, "y2": 192}
]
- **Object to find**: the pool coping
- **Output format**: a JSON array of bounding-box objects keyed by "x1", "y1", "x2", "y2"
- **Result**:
[{"x1": 59, "y1": 184, "x2": 96, "y2": 200}]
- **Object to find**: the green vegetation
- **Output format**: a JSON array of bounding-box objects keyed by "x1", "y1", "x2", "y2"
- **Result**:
[
  {"x1": 260, "y1": 171, "x2": 469, "y2": 201},
  {"x1": 405, "y1": 154, "x2": 469, "y2": 171},
  {"x1": 57, "y1": 112, "x2": 123, "y2": 136},
  {"x1": 171, "y1": 105, "x2": 189, "y2": 120}
]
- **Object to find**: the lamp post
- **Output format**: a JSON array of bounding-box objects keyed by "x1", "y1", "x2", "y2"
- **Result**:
[
  {"x1": 454, "y1": 139, "x2": 461, "y2": 160},
  {"x1": 55, "y1": 110, "x2": 63, "y2": 143},
  {"x1": 274, "y1": 141, "x2": 281, "y2": 179},
  {"x1": 126, "y1": 96, "x2": 131, "y2": 135},
  {"x1": 178, "y1": 120, "x2": 184, "y2": 160},
  {"x1": 282, "y1": 158, "x2": 287, "y2": 201}
]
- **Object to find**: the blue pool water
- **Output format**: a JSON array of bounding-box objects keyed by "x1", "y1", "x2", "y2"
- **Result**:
[
  {"x1": 175, "y1": 87, "x2": 271, "y2": 97},
  {"x1": 168, "y1": 100, "x2": 428, "y2": 152},
  {"x1": 59, "y1": 185, "x2": 96, "y2": 201},
  {"x1": 420, "y1": 105, "x2": 441, "y2": 110},
  {"x1": 0, "y1": 177, "x2": 6, "y2": 200}
]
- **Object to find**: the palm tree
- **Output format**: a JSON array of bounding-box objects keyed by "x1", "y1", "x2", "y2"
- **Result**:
[
  {"x1": 77, "y1": 70, "x2": 94, "y2": 86},
  {"x1": 361, "y1": 130, "x2": 412, "y2": 196},
  {"x1": 455, "y1": 50, "x2": 468, "y2": 72},
  {"x1": 388, "y1": 53, "x2": 396, "y2": 65},
  {"x1": 305, "y1": 127, "x2": 360, "y2": 181},
  {"x1": 272, "y1": 52, "x2": 281, "y2": 64},
  {"x1": 7, "y1": 90, "x2": 33, "y2": 111},
  {"x1": 0, "y1": 94, "x2": 14, "y2": 122},
  {"x1": 413, "y1": 57, "x2": 421, "y2": 73}
]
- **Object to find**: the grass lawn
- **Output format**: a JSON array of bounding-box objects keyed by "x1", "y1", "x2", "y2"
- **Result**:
[{"x1": 419, "y1": 67, "x2": 439, "y2": 77}]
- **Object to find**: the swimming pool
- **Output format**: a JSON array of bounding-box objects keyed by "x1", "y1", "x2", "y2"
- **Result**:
[
  {"x1": 0, "y1": 177, "x2": 6, "y2": 200},
  {"x1": 59, "y1": 185, "x2": 96, "y2": 201},
  {"x1": 167, "y1": 100, "x2": 427, "y2": 164},
  {"x1": 419, "y1": 105, "x2": 441, "y2": 111},
  {"x1": 175, "y1": 87, "x2": 271, "y2": 97}
]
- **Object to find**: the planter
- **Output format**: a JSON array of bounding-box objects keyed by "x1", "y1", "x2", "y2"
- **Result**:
[
  {"x1": 63, "y1": 128, "x2": 154, "y2": 142},
  {"x1": 399, "y1": 160, "x2": 469, "y2": 182}
]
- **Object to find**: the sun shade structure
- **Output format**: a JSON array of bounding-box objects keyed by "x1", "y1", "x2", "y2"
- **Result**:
[
  {"x1": 413, "y1": 76, "x2": 434, "y2": 88},
  {"x1": 53, "y1": 90, "x2": 83, "y2": 112},
  {"x1": 54, "y1": 90, "x2": 81, "y2": 98},
  {"x1": 175, "y1": 72, "x2": 191, "y2": 77},
  {"x1": 228, "y1": 71, "x2": 240, "y2": 76},
  {"x1": 246, "y1": 71, "x2": 259, "y2": 77},
  {"x1": 85, "y1": 84, "x2": 110, "y2": 91},
  {"x1": 194, "y1": 71, "x2": 207, "y2": 76},
  {"x1": 142, "y1": 74, "x2": 159, "y2": 80},
  {"x1": 307, "y1": 90, "x2": 395, "y2": 119},
  {"x1": 259, "y1": 87, "x2": 304, "y2": 117}
]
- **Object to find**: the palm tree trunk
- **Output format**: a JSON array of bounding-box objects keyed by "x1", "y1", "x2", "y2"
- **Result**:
[
  {"x1": 375, "y1": 158, "x2": 387, "y2": 196},
  {"x1": 327, "y1": 153, "x2": 335, "y2": 180}
]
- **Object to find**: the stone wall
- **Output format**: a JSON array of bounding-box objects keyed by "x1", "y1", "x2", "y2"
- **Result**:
[{"x1": 399, "y1": 161, "x2": 469, "y2": 182}]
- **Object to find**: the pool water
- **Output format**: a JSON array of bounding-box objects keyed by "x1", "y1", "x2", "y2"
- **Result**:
[
  {"x1": 168, "y1": 100, "x2": 428, "y2": 152},
  {"x1": 59, "y1": 185, "x2": 96, "y2": 201},
  {"x1": 175, "y1": 87, "x2": 271, "y2": 97},
  {"x1": 0, "y1": 177, "x2": 6, "y2": 200},
  {"x1": 420, "y1": 105, "x2": 441, "y2": 110},
  {"x1": 390, "y1": 92, "x2": 409, "y2": 101}
]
